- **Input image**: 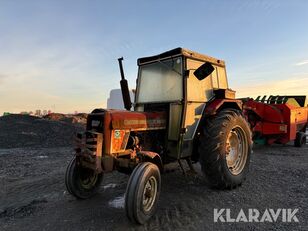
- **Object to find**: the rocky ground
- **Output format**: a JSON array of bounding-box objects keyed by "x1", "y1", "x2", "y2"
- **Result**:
[{"x1": 0, "y1": 115, "x2": 307, "y2": 230}]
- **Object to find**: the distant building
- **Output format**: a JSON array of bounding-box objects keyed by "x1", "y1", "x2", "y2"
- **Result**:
[
  {"x1": 107, "y1": 89, "x2": 134, "y2": 110},
  {"x1": 35, "y1": 110, "x2": 41, "y2": 116}
]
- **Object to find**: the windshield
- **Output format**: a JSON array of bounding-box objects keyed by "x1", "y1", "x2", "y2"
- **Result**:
[{"x1": 136, "y1": 57, "x2": 183, "y2": 103}]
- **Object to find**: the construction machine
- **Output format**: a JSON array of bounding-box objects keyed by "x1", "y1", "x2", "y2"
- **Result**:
[
  {"x1": 243, "y1": 95, "x2": 308, "y2": 146},
  {"x1": 65, "y1": 48, "x2": 254, "y2": 224}
]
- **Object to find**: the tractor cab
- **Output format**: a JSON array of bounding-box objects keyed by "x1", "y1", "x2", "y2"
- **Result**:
[{"x1": 134, "y1": 48, "x2": 229, "y2": 159}]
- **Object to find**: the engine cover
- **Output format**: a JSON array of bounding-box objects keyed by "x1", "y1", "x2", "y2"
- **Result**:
[{"x1": 103, "y1": 110, "x2": 166, "y2": 154}]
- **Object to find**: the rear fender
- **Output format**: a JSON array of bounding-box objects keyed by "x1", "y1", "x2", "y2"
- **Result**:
[{"x1": 204, "y1": 99, "x2": 243, "y2": 116}]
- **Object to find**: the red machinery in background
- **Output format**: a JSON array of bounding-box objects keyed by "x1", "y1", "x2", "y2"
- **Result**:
[{"x1": 243, "y1": 95, "x2": 308, "y2": 147}]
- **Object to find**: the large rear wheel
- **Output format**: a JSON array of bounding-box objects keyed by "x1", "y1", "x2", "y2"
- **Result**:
[
  {"x1": 65, "y1": 157, "x2": 103, "y2": 199},
  {"x1": 125, "y1": 162, "x2": 161, "y2": 224},
  {"x1": 198, "y1": 109, "x2": 252, "y2": 189}
]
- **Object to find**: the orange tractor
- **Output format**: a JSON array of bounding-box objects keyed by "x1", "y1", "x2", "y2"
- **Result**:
[{"x1": 65, "y1": 48, "x2": 305, "y2": 224}]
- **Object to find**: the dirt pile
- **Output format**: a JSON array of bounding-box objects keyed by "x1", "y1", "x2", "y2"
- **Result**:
[
  {"x1": 0, "y1": 114, "x2": 85, "y2": 148},
  {"x1": 43, "y1": 113, "x2": 87, "y2": 124}
]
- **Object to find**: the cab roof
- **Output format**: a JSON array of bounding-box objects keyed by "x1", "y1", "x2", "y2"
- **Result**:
[{"x1": 137, "y1": 47, "x2": 225, "y2": 67}]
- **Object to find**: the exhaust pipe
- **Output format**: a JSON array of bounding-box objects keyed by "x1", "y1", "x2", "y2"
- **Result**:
[{"x1": 118, "y1": 57, "x2": 132, "y2": 111}]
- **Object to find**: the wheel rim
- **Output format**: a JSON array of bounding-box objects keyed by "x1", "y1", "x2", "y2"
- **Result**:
[
  {"x1": 226, "y1": 126, "x2": 248, "y2": 175},
  {"x1": 142, "y1": 176, "x2": 158, "y2": 212},
  {"x1": 78, "y1": 167, "x2": 98, "y2": 190}
]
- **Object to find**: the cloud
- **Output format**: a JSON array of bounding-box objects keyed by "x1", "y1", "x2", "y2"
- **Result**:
[
  {"x1": 235, "y1": 75, "x2": 308, "y2": 99},
  {"x1": 295, "y1": 60, "x2": 308, "y2": 66},
  {"x1": 0, "y1": 73, "x2": 12, "y2": 84},
  {"x1": 0, "y1": 74, "x2": 6, "y2": 84}
]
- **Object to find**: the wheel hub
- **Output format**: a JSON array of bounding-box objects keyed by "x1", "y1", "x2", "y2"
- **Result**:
[
  {"x1": 79, "y1": 167, "x2": 98, "y2": 189},
  {"x1": 226, "y1": 126, "x2": 248, "y2": 175},
  {"x1": 142, "y1": 176, "x2": 157, "y2": 212}
]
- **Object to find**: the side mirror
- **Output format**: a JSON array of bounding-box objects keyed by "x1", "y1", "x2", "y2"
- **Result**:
[{"x1": 193, "y1": 62, "x2": 215, "y2": 80}]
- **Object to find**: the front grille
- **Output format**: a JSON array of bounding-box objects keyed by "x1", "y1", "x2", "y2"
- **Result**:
[{"x1": 75, "y1": 131, "x2": 103, "y2": 161}]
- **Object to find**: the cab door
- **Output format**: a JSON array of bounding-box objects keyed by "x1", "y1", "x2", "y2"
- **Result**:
[{"x1": 180, "y1": 58, "x2": 228, "y2": 158}]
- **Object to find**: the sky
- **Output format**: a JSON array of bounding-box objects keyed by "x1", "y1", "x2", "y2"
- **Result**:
[{"x1": 1, "y1": 0, "x2": 308, "y2": 114}]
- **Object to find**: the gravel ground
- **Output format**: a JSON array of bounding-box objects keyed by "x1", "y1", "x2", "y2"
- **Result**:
[{"x1": 0, "y1": 141, "x2": 307, "y2": 231}]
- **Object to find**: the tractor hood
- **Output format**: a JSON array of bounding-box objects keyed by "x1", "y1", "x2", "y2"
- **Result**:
[{"x1": 106, "y1": 110, "x2": 167, "y2": 131}]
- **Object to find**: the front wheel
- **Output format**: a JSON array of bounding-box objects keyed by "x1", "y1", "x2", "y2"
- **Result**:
[
  {"x1": 65, "y1": 157, "x2": 103, "y2": 199},
  {"x1": 125, "y1": 162, "x2": 161, "y2": 224},
  {"x1": 198, "y1": 109, "x2": 252, "y2": 189}
]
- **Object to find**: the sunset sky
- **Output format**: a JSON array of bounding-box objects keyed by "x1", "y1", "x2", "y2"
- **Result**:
[{"x1": 1, "y1": 0, "x2": 308, "y2": 114}]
